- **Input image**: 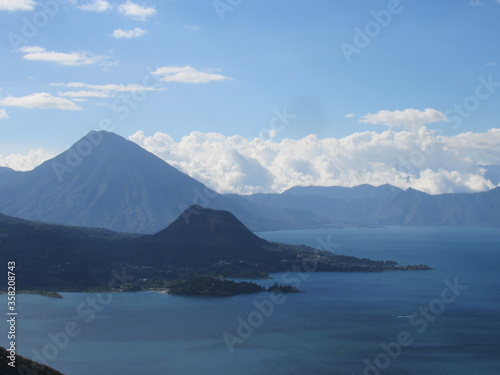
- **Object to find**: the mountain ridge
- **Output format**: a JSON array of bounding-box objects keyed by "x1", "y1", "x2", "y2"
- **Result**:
[
  {"x1": 0, "y1": 131, "x2": 498, "y2": 231},
  {"x1": 241, "y1": 184, "x2": 500, "y2": 227},
  {"x1": 0, "y1": 206, "x2": 430, "y2": 291},
  {"x1": 0, "y1": 131, "x2": 327, "y2": 233}
]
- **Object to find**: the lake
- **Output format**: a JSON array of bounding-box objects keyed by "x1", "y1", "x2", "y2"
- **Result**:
[{"x1": 2, "y1": 226, "x2": 500, "y2": 375}]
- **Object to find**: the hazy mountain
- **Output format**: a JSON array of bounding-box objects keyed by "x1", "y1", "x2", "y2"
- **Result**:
[
  {"x1": 0, "y1": 167, "x2": 22, "y2": 186},
  {"x1": 241, "y1": 185, "x2": 500, "y2": 227},
  {"x1": 0, "y1": 131, "x2": 327, "y2": 233},
  {"x1": 1, "y1": 131, "x2": 497, "y2": 232},
  {"x1": 283, "y1": 183, "x2": 403, "y2": 200},
  {"x1": 0, "y1": 131, "x2": 223, "y2": 233}
]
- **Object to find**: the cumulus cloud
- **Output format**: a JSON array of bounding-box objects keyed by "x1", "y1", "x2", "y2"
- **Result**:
[
  {"x1": 0, "y1": 0, "x2": 35, "y2": 11},
  {"x1": 118, "y1": 1, "x2": 156, "y2": 20},
  {"x1": 129, "y1": 128, "x2": 500, "y2": 195},
  {"x1": 4, "y1": 127, "x2": 498, "y2": 195},
  {"x1": 20, "y1": 46, "x2": 106, "y2": 66},
  {"x1": 360, "y1": 108, "x2": 448, "y2": 131},
  {"x1": 112, "y1": 28, "x2": 148, "y2": 39},
  {"x1": 0, "y1": 148, "x2": 54, "y2": 171},
  {"x1": 0, "y1": 109, "x2": 8, "y2": 119},
  {"x1": 0, "y1": 93, "x2": 82, "y2": 110},
  {"x1": 344, "y1": 113, "x2": 355, "y2": 119},
  {"x1": 152, "y1": 66, "x2": 232, "y2": 84},
  {"x1": 78, "y1": 0, "x2": 112, "y2": 12},
  {"x1": 54, "y1": 82, "x2": 165, "y2": 98}
]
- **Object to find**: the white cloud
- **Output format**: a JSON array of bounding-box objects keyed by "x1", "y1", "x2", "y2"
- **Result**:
[
  {"x1": 0, "y1": 148, "x2": 54, "y2": 171},
  {"x1": 129, "y1": 128, "x2": 500, "y2": 195},
  {"x1": 118, "y1": 1, "x2": 156, "y2": 20},
  {"x1": 0, "y1": 93, "x2": 82, "y2": 110},
  {"x1": 78, "y1": 0, "x2": 112, "y2": 12},
  {"x1": 54, "y1": 82, "x2": 165, "y2": 98},
  {"x1": 58, "y1": 90, "x2": 111, "y2": 98},
  {"x1": 411, "y1": 169, "x2": 493, "y2": 195},
  {"x1": 184, "y1": 24, "x2": 201, "y2": 31},
  {"x1": 0, "y1": 109, "x2": 8, "y2": 119},
  {"x1": 112, "y1": 28, "x2": 148, "y2": 39},
  {"x1": 0, "y1": 0, "x2": 35, "y2": 11},
  {"x1": 470, "y1": 0, "x2": 483, "y2": 6},
  {"x1": 20, "y1": 46, "x2": 106, "y2": 66},
  {"x1": 152, "y1": 66, "x2": 232, "y2": 84},
  {"x1": 359, "y1": 108, "x2": 448, "y2": 131},
  {"x1": 344, "y1": 113, "x2": 355, "y2": 119}
]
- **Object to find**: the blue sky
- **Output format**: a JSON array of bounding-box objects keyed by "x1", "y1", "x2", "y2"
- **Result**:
[{"x1": 1, "y1": 0, "x2": 500, "y2": 194}]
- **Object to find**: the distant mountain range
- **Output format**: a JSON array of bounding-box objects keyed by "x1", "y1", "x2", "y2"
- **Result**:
[
  {"x1": 242, "y1": 184, "x2": 500, "y2": 226},
  {"x1": 0, "y1": 131, "x2": 498, "y2": 231},
  {"x1": 0, "y1": 167, "x2": 20, "y2": 184}
]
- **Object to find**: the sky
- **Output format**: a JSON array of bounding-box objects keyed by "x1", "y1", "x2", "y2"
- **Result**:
[{"x1": 0, "y1": 0, "x2": 499, "y2": 194}]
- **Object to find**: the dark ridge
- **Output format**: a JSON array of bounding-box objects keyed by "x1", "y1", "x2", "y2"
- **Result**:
[{"x1": 0, "y1": 347, "x2": 65, "y2": 375}]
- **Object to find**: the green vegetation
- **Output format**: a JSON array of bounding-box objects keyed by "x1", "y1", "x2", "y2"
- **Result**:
[
  {"x1": 165, "y1": 277, "x2": 265, "y2": 297},
  {"x1": 0, "y1": 207, "x2": 432, "y2": 296},
  {"x1": 160, "y1": 278, "x2": 302, "y2": 297},
  {"x1": 19, "y1": 290, "x2": 64, "y2": 298},
  {"x1": 267, "y1": 282, "x2": 300, "y2": 294}
]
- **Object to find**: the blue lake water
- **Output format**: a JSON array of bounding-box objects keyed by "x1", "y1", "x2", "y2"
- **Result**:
[{"x1": 1, "y1": 226, "x2": 500, "y2": 375}]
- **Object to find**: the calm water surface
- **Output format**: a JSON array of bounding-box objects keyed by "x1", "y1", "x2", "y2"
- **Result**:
[{"x1": 1, "y1": 227, "x2": 499, "y2": 375}]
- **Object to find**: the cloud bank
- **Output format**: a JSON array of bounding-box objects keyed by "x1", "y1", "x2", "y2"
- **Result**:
[
  {"x1": 129, "y1": 128, "x2": 500, "y2": 195},
  {"x1": 0, "y1": 148, "x2": 54, "y2": 172},
  {"x1": 2, "y1": 128, "x2": 498, "y2": 195}
]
